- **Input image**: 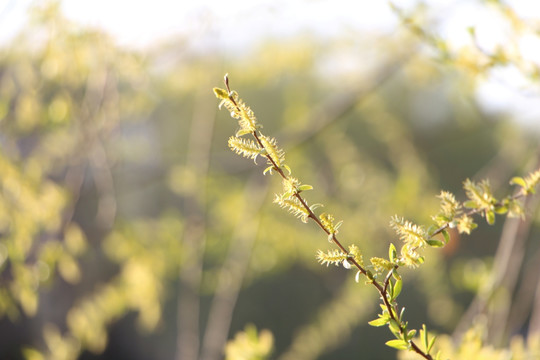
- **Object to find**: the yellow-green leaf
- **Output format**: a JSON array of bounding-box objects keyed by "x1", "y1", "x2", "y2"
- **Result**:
[
  {"x1": 427, "y1": 239, "x2": 444, "y2": 247},
  {"x1": 298, "y1": 184, "x2": 313, "y2": 192},
  {"x1": 368, "y1": 317, "x2": 389, "y2": 327},
  {"x1": 213, "y1": 87, "x2": 229, "y2": 99},
  {"x1": 392, "y1": 278, "x2": 403, "y2": 300},
  {"x1": 385, "y1": 339, "x2": 409, "y2": 350},
  {"x1": 510, "y1": 176, "x2": 527, "y2": 188},
  {"x1": 486, "y1": 210, "x2": 495, "y2": 225}
]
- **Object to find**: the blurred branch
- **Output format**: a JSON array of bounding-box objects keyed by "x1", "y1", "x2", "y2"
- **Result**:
[
  {"x1": 489, "y1": 193, "x2": 539, "y2": 345},
  {"x1": 453, "y1": 152, "x2": 540, "y2": 344},
  {"x1": 528, "y1": 256, "x2": 540, "y2": 335},
  {"x1": 278, "y1": 279, "x2": 375, "y2": 360},
  {"x1": 61, "y1": 66, "x2": 115, "y2": 230},
  {"x1": 89, "y1": 70, "x2": 120, "y2": 231},
  {"x1": 90, "y1": 140, "x2": 117, "y2": 231},
  {"x1": 507, "y1": 248, "x2": 540, "y2": 334},
  {"x1": 176, "y1": 87, "x2": 217, "y2": 360},
  {"x1": 200, "y1": 174, "x2": 269, "y2": 360},
  {"x1": 284, "y1": 52, "x2": 415, "y2": 148}
]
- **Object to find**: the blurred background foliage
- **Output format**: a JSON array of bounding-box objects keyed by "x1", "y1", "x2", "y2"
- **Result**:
[{"x1": 0, "y1": 1, "x2": 539, "y2": 359}]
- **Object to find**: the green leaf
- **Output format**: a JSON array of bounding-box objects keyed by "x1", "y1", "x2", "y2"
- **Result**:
[
  {"x1": 368, "y1": 317, "x2": 389, "y2": 327},
  {"x1": 486, "y1": 210, "x2": 496, "y2": 225},
  {"x1": 421, "y1": 324, "x2": 429, "y2": 351},
  {"x1": 495, "y1": 205, "x2": 508, "y2": 214},
  {"x1": 389, "y1": 319, "x2": 401, "y2": 334},
  {"x1": 282, "y1": 164, "x2": 292, "y2": 175},
  {"x1": 442, "y1": 229, "x2": 450, "y2": 244},
  {"x1": 399, "y1": 307, "x2": 406, "y2": 321},
  {"x1": 464, "y1": 200, "x2": 478, "y2": 209},
  {"x1": 392, "y1": 278, "x2": 403, "y2": 300},
  {"x1": 298, "y1": 184, "x2": 313, "y2": 192},
  {"x1": 406, "y1": 329, "x2": 417, "y2": 340},
  {"x1": 427, "y1": 239, "x2": 444, "y2": 247},
  {"x1": 213, "y1": 87, "x2": 229, "y2": 99},
  {"x1": 510, "y1": 176, "x2": 527, "y2": 188},
  {"x1": 385, "y1": 339, "x2": 409, "y2": 350},
  {"x1": 428, "y1": 335, "x2": 437, "y2": 353},
  {"x1": 389, "y1": 243, "x2": 397, "y2": 263}
]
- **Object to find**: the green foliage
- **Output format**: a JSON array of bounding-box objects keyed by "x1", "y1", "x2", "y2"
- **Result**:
[
  {"x1": 399, "y1": 325, "x2": 540, "y2": 360},
  {"x1": 511, "y1": 169, "x2": 540, "y2": 195},
  {"x1": 0, "y1": 3, "x2": 173, "y2": 359},
  {"x1": 224, "y1": 324, "x2": 274, "y2": 360}
]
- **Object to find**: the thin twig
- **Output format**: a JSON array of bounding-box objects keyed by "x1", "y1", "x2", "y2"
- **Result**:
[
  {"x1": 176, "y1": 87, "x2": 217, "y2": 360},
  {"x1": 200, "y1": 175, "x2": 270, "y2": 360}
]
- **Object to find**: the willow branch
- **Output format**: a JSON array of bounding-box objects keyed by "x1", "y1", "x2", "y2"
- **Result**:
[{"x1": 227, "y1": 80, "x2": 431, "y2": 358}]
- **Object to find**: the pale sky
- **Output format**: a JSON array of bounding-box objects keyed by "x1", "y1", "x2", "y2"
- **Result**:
[{"x1": 1, "y1": 0, "x2": 539, "y2": 129}]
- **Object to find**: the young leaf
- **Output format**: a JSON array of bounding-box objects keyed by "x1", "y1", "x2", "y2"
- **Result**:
[
  {"x1": 388, "y1": 319, "x2": 401, "y2": 334},
  {"x1": 389, "y1": 243, "x2": 397, "y2": 263},
  {"x1": 427, "y1": 239, "x2": 445, "y2": 247},
  {"x1": 399, "y1": 307, "x2": 406, "y2": 321},
  {"x1": 392, "y1": 278, "x2": 403, "y2": 300},
  {"x1": 494, "y1": 204, "x2": 508, "y2": 214},
  {"x1": 486, "y1": 210, "x2": 496, "y2": 225},
  {"x1": 428, "y1": 335, "x2": 437, "y2": 353},
  {"x1": 509, "y1": 176, "x2": 527, "y2": 188},
  {"x1": 406, "y1": 329, "x2": 417, "y2": 340},
  {"x1": 441, "y1": 229, "x2": 450, "y2": 244},
  {"x1": 385, "y1": 339, "x2": 409, "y2": 350},
  {"x1": 297, "y1": 184, "x2": 313, "y2": 192},
  {"x1": 213, "y1": 87, "x2": 229, "y2": 99},
  {"x1": 421, "y1": 324, "x2": 429, "y2": 351},
  {"x1": 368, "y1": 316, "x2": 390, "y2": 327}
]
